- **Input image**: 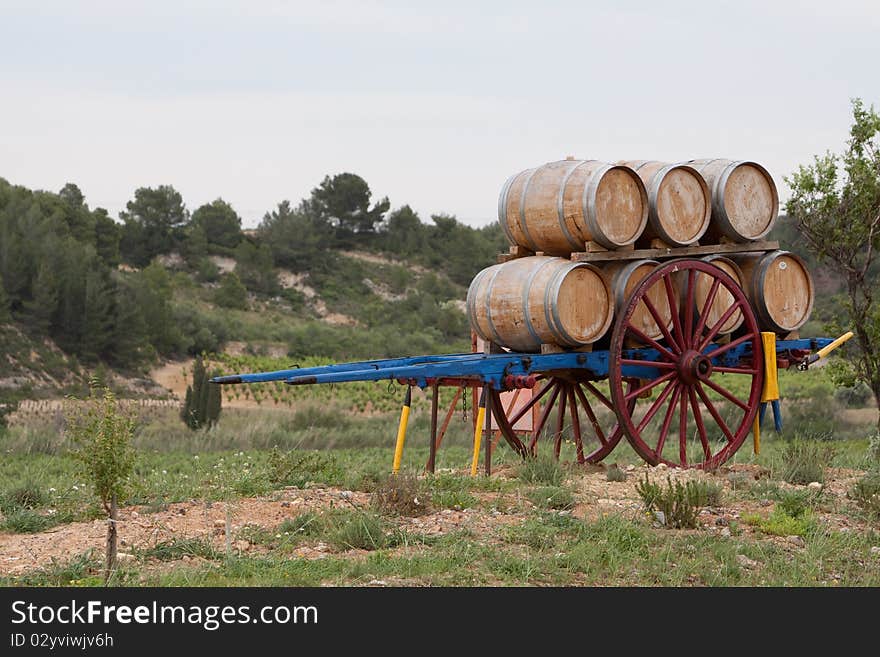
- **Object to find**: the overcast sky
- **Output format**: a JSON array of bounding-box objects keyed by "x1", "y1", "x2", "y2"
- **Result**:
[{"x1": 1, "y1": 0, "x2": 878, "y2": 228}]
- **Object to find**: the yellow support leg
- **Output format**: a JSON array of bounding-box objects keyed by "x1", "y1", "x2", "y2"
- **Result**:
[
  {"x1": 391, "y1": 387, "x2": 412, "y2": 474},
  {"x1": 471, "y1": 390, "x2": 487, "y2": 477},
  {"x1": 753, "y1": 413, "x2": 760, "y2": 455}
]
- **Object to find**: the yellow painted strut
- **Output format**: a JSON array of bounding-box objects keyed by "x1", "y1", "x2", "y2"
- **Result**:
[
  {"x1": 471, "y1": 389, "x2": 487, "y2": 477},
  {"x1": 803, "y1": 331, "x2": 854, "y2": 368},
  {"x1": 391, "y1": 386, "x2": 412, "y2": 474}
]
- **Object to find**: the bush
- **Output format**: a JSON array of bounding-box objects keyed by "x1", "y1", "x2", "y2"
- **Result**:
[
  {"x1": 1, "y1": 481, "x2": 46, "y2": 514},
  {"x1": 1, "y1": 508, "x2": 54, "y2": 533},
  {"x1": 137, "y1": 537, "x2": 219, "y2": 561},
  {"x1": 330, "y1": 512, "x2": 393, "y2": 551},
  {"x1": 779, "y1": 437, "x2": 836, "y2": 484},
  {"x1": 743, "y1": 508, "x2": 815, "y2": 537},
  {"x1": 527, "y1": 486, "x2": 575, "y2": 510},
  {"x1": 606, "y1": 464, "x2": 627, "y2": 482},
  {"x1": 636, "y1": 475, "x2": 719, "y2": 529},
  {"x1": 776, "y1": 488, "x2": 820, "y2": 518},
  {"x1": 266, "y1": 448, "x2": 344, "y2": 487},
  {"x1": 868, "y1": 434, "x2": 880, "y2": 464},
  {"x1": 278, "y1": 512, "x2": 324, "y2": 537},
  {"x1": 213, "y1": 272, "x2": 248, "y2": 310},
  {"x1": 516, "y1": 456, "x2": 564, "y2": 486},
  {"x1": 834, "y1": 382, "x2": 872, "y2": 408},
  {"x1": 372, "y1": 474, "x2": 430, "y2": 517},
  {"x1": 848, "y1": 471, "x2": 880, "y2": 518}
]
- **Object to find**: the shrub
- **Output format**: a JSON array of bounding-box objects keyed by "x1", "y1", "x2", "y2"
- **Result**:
[
  {"x1": 834, "y1": 382, "x2": 872, "y2": 408},
  {"x1": 266, "y1": 448, "x2": 344, "y2": 487},
  {"x1": 868, "y1": 434, "x2": 880, "y2": 464},
  {"x1": 330, "y1": 512, "x2": 393, "y2": 551},
  {"x1": 516, "y1": 456, "x2": 564, "y2": 486},
  {"x1": 372, "y1": 474, "x2": 430, "y2": 517},
  {"x1": 527, "y1": 486, "x2": 575, "y2": 510},
  {"x1": 743, "y1": 509, "x2": 815, "y2": 537},
  {"x1": 848, "y1": 471, "x2": 880, "y2": 518},
  {"x1": 137, "y1": 537, "x2": 219, "y2": 561},
  {"x1": 776, "y1": 488, "x2": 820, "y2": 518},
  {"x1": 636, "y1": 475, "x2": 718, "y2": 529},
  {"x1": 606, "y1": 464, "x2": 627, "y2": 482},
  {"x1": 1, "y1": 481, "x2": 46, "y2": 513},
  {"x1": 278, "y1": 512, "x2": 324, "y2": 537},
  {"x1": 779, "y1": 437, "x2": 836, "y2": 484},
  {"x1": 1, "y1": 508, "x2": 54, "y2": 533}
]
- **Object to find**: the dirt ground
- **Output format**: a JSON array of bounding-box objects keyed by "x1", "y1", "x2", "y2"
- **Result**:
[{"x1": 0, "y1": 463, "x2": 871, "y2": 578}]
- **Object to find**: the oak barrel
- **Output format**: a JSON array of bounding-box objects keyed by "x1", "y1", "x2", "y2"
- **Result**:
[
  {"x1": 620, "y1": 161, "x2": 711, "y2": 246},
  {"x1": 498, "y1": 159, "x2": 648, "y2": 255},
  {"x1": 602, "y1": 259, "x2": 675, "y2": 341},
  {"x1": 730, "y1": 250, "x2": 814, "y2": 333},
  {"x1": 693, "y1": 255, "x2": 745, "y2": 335},
  {"x1": 686, "y1": 158, "x2": 778, "y2": 242},
  {"x1": 467, "y1": 256, "x2": 613, "y2": 352}
]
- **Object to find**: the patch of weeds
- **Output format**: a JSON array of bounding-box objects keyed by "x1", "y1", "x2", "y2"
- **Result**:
[
  {"x1": 779, "y1": 437, "x2": 836, "y2": 485},
  {"x1": 426, "y1": 474, "x2": 478, "y2": 510},
  {"x1": 848, "y1": 471, "x2": 880, "y2": 519},
  {"x1": 606, "y1": 464, "x2": 627, "y2": 482},
  {"x1": 266, "y1": 448, "x2": 344, "y2": 487},
  {"x1": 137, "y1": 537, "x2": 219, "y2": 562},
  {"x1": 504, "y1": 518, "x2": 562, "y2": 550},
  {"x1": 1, "y1": 508, "x2": 55, "y2": 533},
  {"x1": 742, "y1": 509, "x2": 816, "y2": 537},
  {"x1": 516, "y1": 456, "x2": 565, "y2": 486},
  {"x1": 1, "y1": 481, "x2": 47, "y2": 513},
  {"x1": 635, "y1": 475, "x2": 716, "y2": 529},
  {"x1": 777, "y1": 488, "x2": 821, "y2": 518},
  {"x1": 279, "y1": 511, "x2": 324, "y2": 537},
  {"x1": 527, "y1": 485, "x2": 575, "y2": 511},
  {"x1": 329, "y1": 511, "x2": 397, "y2": 551},
  {"x1": 372, "y1": 474, "x2": 430, "y2": 517},
  {"x1": 4, "y1": 551, "x2": 102, "y2": 586}
]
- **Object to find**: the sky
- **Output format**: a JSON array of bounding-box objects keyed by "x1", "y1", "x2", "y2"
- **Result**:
[{"x1": 1, "y1": 0, "x2": 878, "y2": 228}]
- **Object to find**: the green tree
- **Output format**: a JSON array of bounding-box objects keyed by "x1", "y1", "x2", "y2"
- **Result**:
[
  {"x1": 234, "y1": 239, "x2": 277, "y2": 295},
  {"x1": 80, "y1": 269, "x2": 116, "y2": 362},
  {"x1": 213, "y1": 272, "x2": 248, "y2": 310},
  {"x1": 311, "y1": 173, "x2": 390, "y2": 234},
  {"x1": 0, "y1": 273, "x2": 9, "y2": 322},
  {"x1": 257, "y1": 200, "x2": 331, "y2": 271},
  {"x1": 192, "y1": 198, "x2": 242, "y2": 249},
  {"x1": 23, "y1": 261, "x2": 58, "y2": 333},
  {"x1": 93, "y1": 208, "x2": 121, "y2": 267},
  {"x1": 786, "y1": 98, "x2": 880, "y2": 427},
  {"x1": 66, "y1": 386, "x2": 136, "y2": 582},
  {"x1": 119, "y1": 185, "x2": 188, "y2": 265},
  {"x1": 181, "y1": 355, "x2": 221, "y2": 429}
]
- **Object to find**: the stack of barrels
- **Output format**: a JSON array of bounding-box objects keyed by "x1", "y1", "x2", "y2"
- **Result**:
[{"x1": 468, "y1": 157, "x2": 815, "y2": 353}]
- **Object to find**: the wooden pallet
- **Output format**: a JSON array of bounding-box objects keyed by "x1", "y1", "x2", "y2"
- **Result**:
[{"x1": 570, "y1": 240, "x2": 780, "y2": 263}]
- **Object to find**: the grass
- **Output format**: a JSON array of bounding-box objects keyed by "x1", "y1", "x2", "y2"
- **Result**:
[
  {"x1": 779, "y1": 436, "x2": 837, "y2": 484},
  {"x1": 635, "y1": 475, "x2": 722, "y2": 529},
  {"x1": 515, "y1": 456, "x2": 565, "y2": 486},
  {"x1": 526, "y1": 485, "x2": 575, "y2": 510},
  {"x1": 742, "y1": 509, "x2": 816, "y2": 537}
]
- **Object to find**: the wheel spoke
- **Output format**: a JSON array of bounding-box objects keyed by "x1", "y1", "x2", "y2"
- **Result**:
[
  {"x1": 701, "y1": 377, "x2": 750, "y2": 411},
  {"x1": 663, "y1": 274, "x2": 685, "y2": 352},
  {"x1": 655, "y1": 383, "x2": 682, "y2": 458},
  {"x1": 713, "y1": 366, "x2": 759, "y2": 375},
  {"x1": 683, "y1": 269, "x2": 696, "y2": 348},
  {"x1": 568, "y1": 387, "x2": 585, "y2": 464},
  {"x1": 507, "y1": 378, "x2": 556, "y2": 427},
  {"x1": 679, "y1": 386, "x2": 688, "y2": 466},
  {"x1": 625, "y1": 371, "x2": 677, "y2": 402},
  {"x1": 705, "y1": 333, "x2": 753, "y2": 359},
  {"x1": 641, "y1": 293, "x2": 681, "y2": 356},
  {"x1": 554, "y1": 385, "x2": 568, "y2": 459},
  {"x1": 692, "y1": 277, "x2": 721, "y2": 341},
  {"x1": 574, "y1": 384, "x2": 607, "y2": 445},
  {"x1": 529, "y1": 382, "x2": 561, "y2": 454},
  {"x1": 620, "y1": 358, "x2": 677, "y2": 370},
  {"x1": 489, "y1": 390, "x2": 529, "y2": 458},
  {"x1": 695, "y1": 382, "x2": 734, "y2": 443},
  {"x1": 636, "y1": 379, "x2": 677, "y2": 433},
  {"x1": 689, "y1": 386, "x2": 712, "y2": 462},
  {"x1": 625, "y1": 323, "x2": 679, "y2": 362},
  {"x1": 698, "y1": 301, "x2": 743, "y2": 351},
  {"x1": 582, "y1": 381, "x2": 615, "y2": 411}
]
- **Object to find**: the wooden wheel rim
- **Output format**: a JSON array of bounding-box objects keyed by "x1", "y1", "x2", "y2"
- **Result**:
[{"x1": 608, "y1": 259, "x2": 764, "y2": 469}]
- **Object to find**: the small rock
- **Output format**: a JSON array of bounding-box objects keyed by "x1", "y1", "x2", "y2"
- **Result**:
[
  {"x1": 759, "y1": 499, "x2": 773, "y2": 507},
  {"x1": 340, "y1": 491, "x2": 354, "y2": 500},
  {"x1": 625, "y1": 465, "x2": 635, "y2": 472},
  {"x1": 720, "y1": 527, "x2": 731, "y2": 538},
  {"x1": 315, "y1": 542, "x2": 329, "y2": 552},
  {"x1": 291, "y1": 498, "x2": 304, "y2": 506},
  {"x1": 440, "y1": 509, "x2": 453, "y2": 516},
  {"x1": 807, "y1": 482, "x2": 823, "y2": 491},
  {"x1": 367, "y1": 579, "x2": 387, "y2": 587},
  {"x1": 870, "y1": 546, "x2": 880, "y2": 556},
  {"x1": 715, "y1": 517, "x2": 729, "y2": 526},
  {"x1": 655, "y1": 463, "x2": 668, "y2": 471},
  {"x1": 116, "y1": 552, "x2": 136, "y2": 563},
  {"x1": 654, "y1": 511, "x2": 667, "y2": 526},
  {"x1": 281, "y1": 501, "x2": 290, "y2": 508},
  {"x1": 736, "y1": 554, "x2": 758, "y2": 569},
  {"x1": 839, "y1": 527, "x2": 851, "y2": 534},
  {"x1": 130, "y1": 511, "x2": 139, "y2": 519},
  {"x1": 177, "y1": 507, "x2": 187, "y2": 515},
  {"x1": 786, "y1": 535, "x2": 806, "y2": 547},
  {"x1": 213, "y1": 519, "x2": 226, "y2": 529},
  {"x1": 234, "y1": 540, "x2": 249, "y2": 551}
]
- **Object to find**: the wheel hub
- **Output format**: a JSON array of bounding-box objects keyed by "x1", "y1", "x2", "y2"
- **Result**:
[{"x1": 678, "y1": 350, "x2": 713, "y2": 384}]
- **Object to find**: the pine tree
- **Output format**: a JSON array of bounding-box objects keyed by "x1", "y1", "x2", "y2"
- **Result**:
[
  {"x1": 0, "y1": 273, "x2": 10, "y2": 323},
  {"x1": 23, "y1": 262, "x2": 59, "y2": 333}
]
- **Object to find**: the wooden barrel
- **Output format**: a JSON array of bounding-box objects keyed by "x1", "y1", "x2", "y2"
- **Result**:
[
  {"x1": 602, "y1": 259, "x2": 675, "y2": 341},
  {"x1": 498, "y1": 159, "x2": 648, "y2": 255},
  {"x1": 693, "y1": 256, "x2": 745, "y2": 334},
  {"x1": 620, "y1": 161, "x2": 711, "y2": 246},
  {"x1": 686, "y1": 159, "x2": 778, "y2": 242},
  {"x1": 730, "y1": 251, "x2": 814, "y2": 333},
  {"x1": 467, "y1": 256, "x2": 613, "y2": 352}
]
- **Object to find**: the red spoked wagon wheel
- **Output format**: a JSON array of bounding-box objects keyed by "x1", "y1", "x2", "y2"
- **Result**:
[
  {"x1": 608, "y1": 259, "x2": 764, "y2": 469},
  {"x1": 491, "y1": 375, "x2": 634, "y2": 464}
]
